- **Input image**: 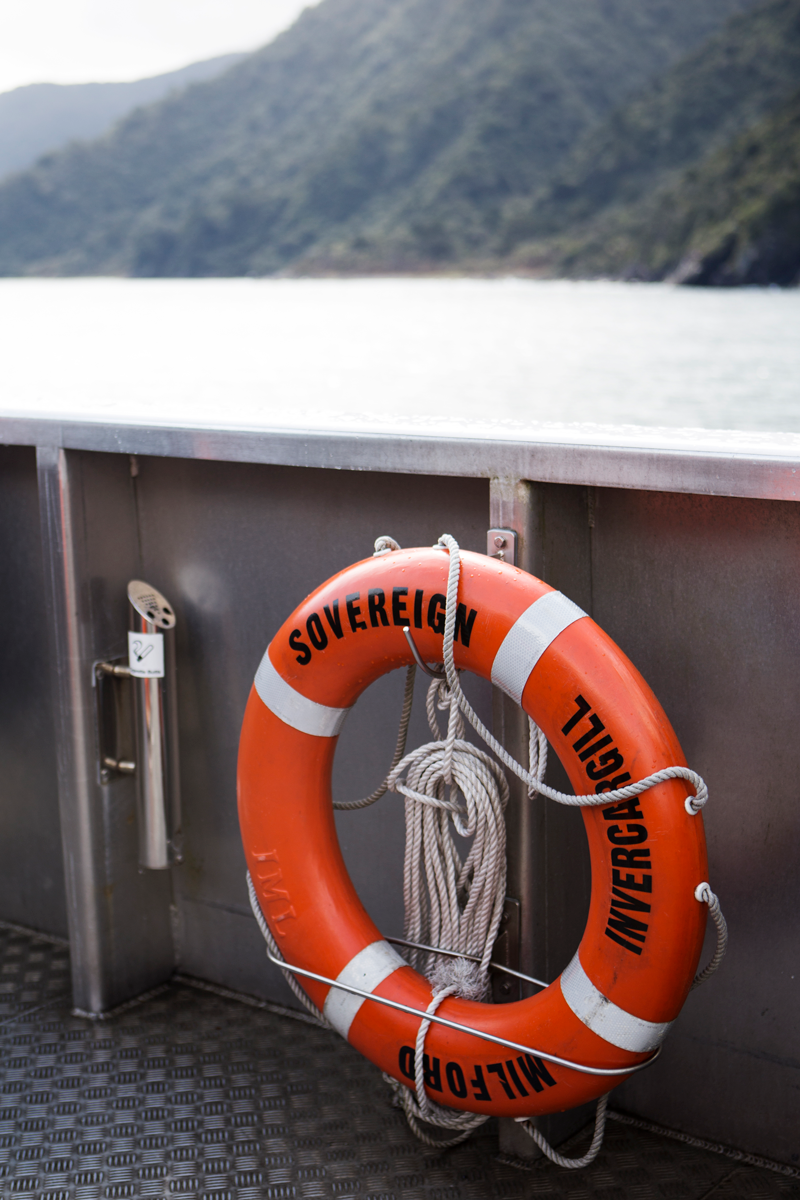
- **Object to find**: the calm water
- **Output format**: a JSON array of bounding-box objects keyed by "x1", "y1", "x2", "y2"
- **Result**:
[{"x1": 1, "y1": 277, "x2": 798, "y2": 436}]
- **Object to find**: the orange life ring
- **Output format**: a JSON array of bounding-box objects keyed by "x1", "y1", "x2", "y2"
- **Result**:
[{"x1": 237, "y1": 547, "x2": 708, "y2": 1117}]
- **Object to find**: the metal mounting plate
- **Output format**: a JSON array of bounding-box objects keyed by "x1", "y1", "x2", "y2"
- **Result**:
[{"x1": 487, "y1": 528, "x2": 518, "y2": 565}]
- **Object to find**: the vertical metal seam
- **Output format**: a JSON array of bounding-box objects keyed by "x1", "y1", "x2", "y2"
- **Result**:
[{"x1": 37, "y1": 446, "x2": 105, "y2": 1013}]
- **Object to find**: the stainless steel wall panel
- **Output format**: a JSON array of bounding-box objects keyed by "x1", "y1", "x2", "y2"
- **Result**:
[
  {"x1": 128, "y1": 457, "x2": 490, "y2": 1001},
  {"x1": 174, "y1": 895, "x2": 300, "y2": 1004},
  {"x1": 589, "y1": 488, "x2": 800, "y2": 1167},
  {"x1": 37, "y1": 448, "x2": 175, "y2": 1012},
  {"x1": 0, "y1": 446, "x2": 65, "y2": 934}
]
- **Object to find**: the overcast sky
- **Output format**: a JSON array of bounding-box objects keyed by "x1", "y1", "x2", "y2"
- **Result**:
[{"x1": 0, "y1": 0, "x2": 318, "y2": 93}]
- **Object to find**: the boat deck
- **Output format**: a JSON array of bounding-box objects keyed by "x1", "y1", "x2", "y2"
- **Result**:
[{"x1": 0, "y1": 922, "x2": 796, "y2": 1200}]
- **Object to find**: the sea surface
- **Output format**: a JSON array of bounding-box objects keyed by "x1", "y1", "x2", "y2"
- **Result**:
[{"x1": 1, "y1": 277, "x2": 798, "y2": 438}]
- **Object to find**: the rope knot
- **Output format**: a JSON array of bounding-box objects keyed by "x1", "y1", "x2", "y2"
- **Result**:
[
  {"x1": 685, "y1": 774, "x2": 708, "y2": 813},
  {"x1": 427, "y1": 954, "x2": 490, "y2": 1002}
]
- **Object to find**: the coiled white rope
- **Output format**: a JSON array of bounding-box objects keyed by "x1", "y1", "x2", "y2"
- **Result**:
[
  {"x1": 390, "y1": 679, "x2": 509, "y2": 983},
  {"x1": 376, "y1": 673, "x2": 512, "y2": 1145}
]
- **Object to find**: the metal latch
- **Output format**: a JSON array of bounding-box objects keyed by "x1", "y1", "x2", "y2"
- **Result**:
[
  {"x1": 487, "y1": 528, "x2": 517, "y2": 565},
  {"x1": 92, "y1": 580, "x2": 182, "y2": 870}
]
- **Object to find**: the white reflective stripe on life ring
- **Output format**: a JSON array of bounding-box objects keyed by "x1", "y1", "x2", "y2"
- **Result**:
[
  {"x1": 323, "y1": 940, "x2": 408, "y2": 1040},
  {"x1": 254, "y1": 650, "x2": 351, "y2": 738},
  {"x1": 560, "y1": 953, "x2": 672, "y2": 1053},
  {"x1": 491, "y1": 591, "x2": 587, "y2": 706}
]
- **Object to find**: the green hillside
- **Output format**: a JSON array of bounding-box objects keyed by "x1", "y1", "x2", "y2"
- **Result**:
[
  {"x1": 0, "y1": 0, "x2": 752, "y2": 276},
  {"x1": 665, "y1": 90, "x2": 800, "y2": 285},
  {"x1": 498, "y1": 0, "x2": 800, "y2": 283},
  {"x1": 543, "y1": 88, "x2": 800, "y2": 285}
]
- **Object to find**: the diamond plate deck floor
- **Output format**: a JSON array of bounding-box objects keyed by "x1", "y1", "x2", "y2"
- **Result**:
[{"x1": 1, "y1": 922, "x2": 797, "y2": 1200}]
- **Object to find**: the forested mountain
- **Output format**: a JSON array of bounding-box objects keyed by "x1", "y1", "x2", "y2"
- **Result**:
[
  {"x1": 0, "y1": 55, "x2": 246, "y2": 181},
  {"x1": 533, "y1": 86, "x2": 800, "y2": 286},
  {"x1": 634, "y1": 88, "x2": 800, "y2": 286},
  {"x1": 0, "y1": 0, "x2": 753, "y2": 277},
  {"x1": 500, "y1": 0, "x2": 800, "y2": 283}
]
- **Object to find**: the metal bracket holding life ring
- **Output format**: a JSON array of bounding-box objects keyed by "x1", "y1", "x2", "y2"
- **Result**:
[{"x1": 237, "y1": 534, "x2": 726, "y2": 1142}]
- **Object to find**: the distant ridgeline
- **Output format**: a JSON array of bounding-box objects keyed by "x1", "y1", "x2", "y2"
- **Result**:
[
  {"x1": 0, "y1": 54, "x2": 246, "y2": 180},
  {"x1": 0, "y1": 0, "x2": 797, "y2": 284}
]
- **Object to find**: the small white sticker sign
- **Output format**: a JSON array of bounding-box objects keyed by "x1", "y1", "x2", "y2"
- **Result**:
[{"x1": 128, "y1": 631, "x2": 165, "y2": 678}]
